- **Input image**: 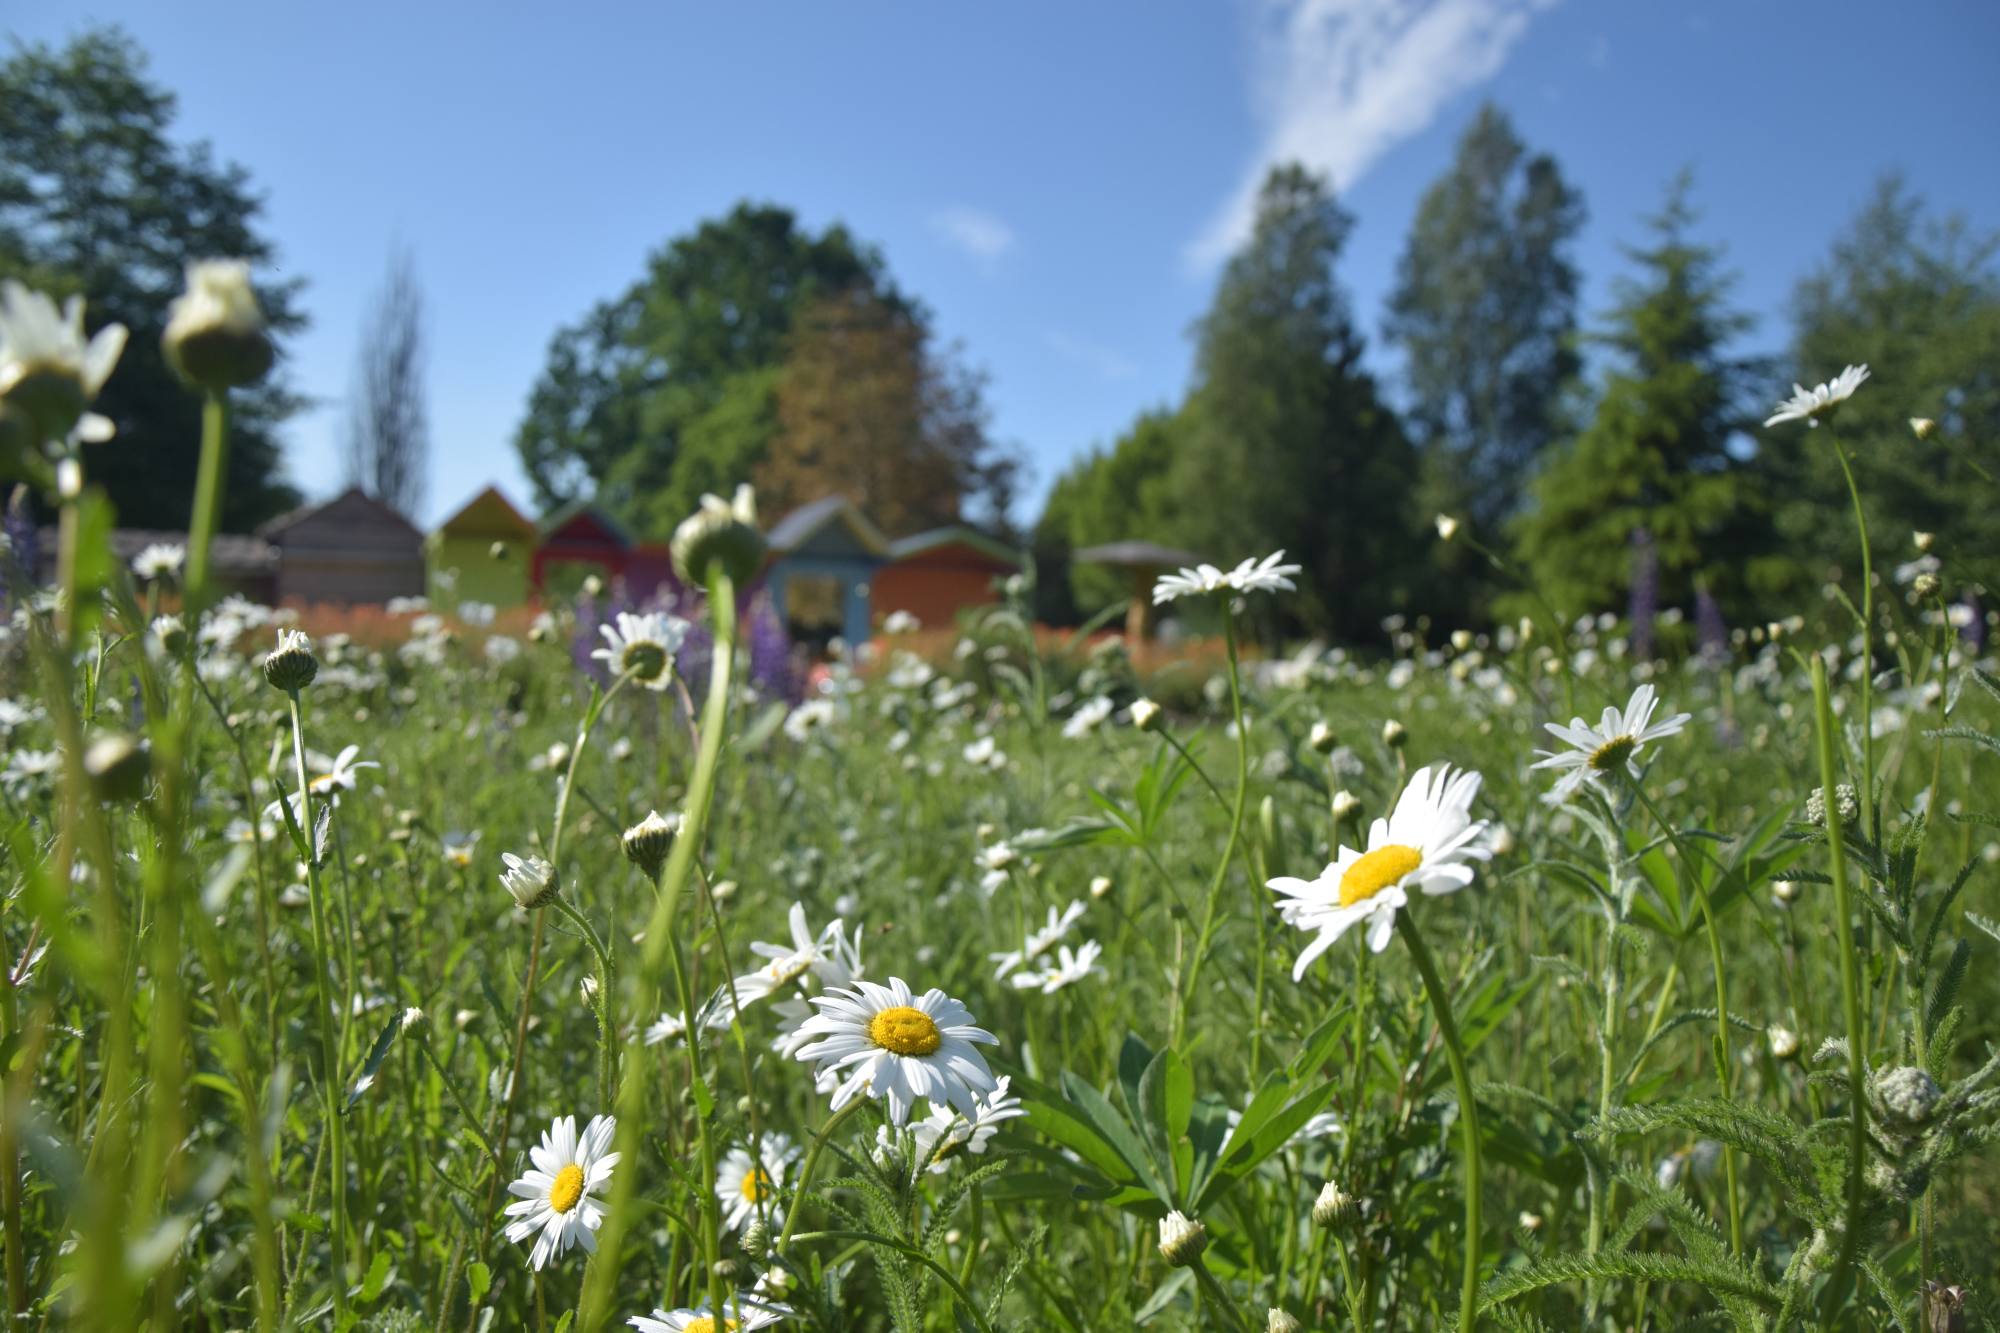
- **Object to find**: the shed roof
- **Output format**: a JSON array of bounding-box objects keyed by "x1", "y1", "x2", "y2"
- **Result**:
[
  {"x1": 433, "y1": 485, "x2": 537, "y2": 541},
  {"x1": 1073, "y1": 540, "x2": 1205, "y2": 569},
  {"x1": 888, "y1": 525, "x2": 1023, "y2": 568},
  {"x1": 538, "y1": 498, "x2": 632, "y2": 547},
  {"x1": 41, "y1": 527, "x2": 277, "y2": 576},
  {"x1": 767, "y1": 497, "x2": 890, "y2": 558},
  {"x1": 259, "y1": 486, "x2": 423, "y2": 543}
]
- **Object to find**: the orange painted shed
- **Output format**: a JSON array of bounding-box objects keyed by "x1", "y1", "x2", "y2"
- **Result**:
[{"x1": 872, "y1": 526, "x2": 1022, "y2": 631}]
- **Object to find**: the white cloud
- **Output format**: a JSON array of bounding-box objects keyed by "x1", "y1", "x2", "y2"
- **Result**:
[
  {"x1": 1045, "y1": 331, "x2": 1139, "y2": 381},
  {"x1": 931, "y1": 207, "x2": 1017, "y2": 262},
  {"x1": 1188, "y1": 0, "x2": 1556, "y2": 269}
]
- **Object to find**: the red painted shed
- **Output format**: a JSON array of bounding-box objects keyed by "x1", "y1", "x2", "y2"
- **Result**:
[
  {"x1": 872, "y1": 526, "x2": 1022, "y2": 631},
  {"x1": 532, "y1": 501, "x2": 629, "y2": 597}
]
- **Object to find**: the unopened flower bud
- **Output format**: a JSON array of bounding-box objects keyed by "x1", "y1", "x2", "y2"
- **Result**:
[
  {"x1": 1313, "y1": 1180, "x2": 1357, "y2": 1229},
  {"x1": 84, "y1": 731, "x2": 149, "y2": 801},
  {"x1": 1130, "y1": 698, "x2": 1162, "y2": 732},
  {"x1": 1381, "y1": 719, "x2": 1406, "y2": 749},
  {"x1": 1157, "y1": 1210, "x2": 1207, "y2": 1267},
  {"x1": 1450, "y1": 629, "x2": 1473, "y2": 652},
  {"x1": 500, "y1": 851, "x2": 558, "y2": 910},
  {"x1": 1518, "y1": 1211, "x2": 1543, "y2": 1232},
  {"x1": 1913, "y1": 530, "x2": 1936, "y2": 552},
  {"x1": 1767, "y1": 1025, "x2": 1800, "y2": 1061},
  {"x1": 1909, "y1": 417, "x2": 1936, "y2": 441},
  {"x1": 489, "y1": 540, "x2": 510, "y2": 560},
  {"x1": 263, "y1": 628, "x2": 318, "y2": 693},
  {"x1": 163, "y1": 260, "x2": 273, "y2": 391},
  {"x1": 1267, "y1": 1310, "x2": 1303, "y2": 1333},
  {"x1": 1089, "y1": 875, "x2": 1114, "y2": 899},
  {"x1": 1308, "y1": 720, "x2": 1336, "y2": 754},
  {"x1": 672, "y1": 483, "x2": 765, "y2": 588},
  {"x1": 1434, "y1": 514, "x2": 1459, "y2": 542},
  {"x1": 621, "y1": 809, "x2": 680, "y2": 877},
  {"x1": 1870, "y1": 1065, "x2": 1943, "y2": 1130},
  {"x1": 1772, "y1": 879, "x2": 1800, "y2": 906},
  {"x1": 1331, "y1": 790, "x2": 1361, "y2": 823},
  {"x1": 739, "y1": 1219, "x2": 771, "y2": 1260},
  {"x1": 1912, "y1": 572, "x2": 1940, "y2": 600}
]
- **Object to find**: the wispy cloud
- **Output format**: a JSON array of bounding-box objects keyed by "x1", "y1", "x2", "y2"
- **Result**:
[
  {"x1": 1045, "y1": 330, "x2": 1139, "y2": 381},
  {"x1": 1188, "y1": 0, "x2": 1555, "y2": 269},
  {"x1": 931, "y1": 207, "x2": 1017, "y2": 263}
]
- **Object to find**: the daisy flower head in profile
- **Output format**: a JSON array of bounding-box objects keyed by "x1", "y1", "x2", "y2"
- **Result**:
[
  {"x1": 1267, "y1": 764, "x2": 1491, "y2": 976},
  {"x1": 1764, "y1": 363, "x2": 1869, "y2": 429},
  {"x1": 503, "y1": 1113, "x2": 618, "y2": 1270},
  {"x1": 716, "y1": 1131, "x2": 800, "y2": 1233},
  {"x1": 1010, "y1": 939, "x2": 1104, "y2": 994},
  {"x1": 791, "y1": 977, "x2": 999, "y2": 1125},
  {"x1": 591, "y1": 610, "x2": 690, "y2": 690},
  {"x1": 305, "y1": 744, "x2": 379, "y2": 799},
  {"x1": 731, "y1": 902, "x2": 859, "y2": 1007},
  {"x1": 1531, "y1": 683, "x2": 1690, "y2": 805},
  {"x1": 1153, "y1": 550, "x2": 1302, "y2": 605},
  {"x1": 629, "y1": 1296, "x2": 790, "y2": 1333},
  {"x1": 882, "y1": 1074, "x2": 1025, "y2": 1175},
  {"x1": 0, "y1": 279, "x2": 127, "y2": 444}
]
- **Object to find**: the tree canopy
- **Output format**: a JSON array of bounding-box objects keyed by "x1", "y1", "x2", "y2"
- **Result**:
[{"x1": 0, "y1": 27, "x2": 305, "y2": 530}]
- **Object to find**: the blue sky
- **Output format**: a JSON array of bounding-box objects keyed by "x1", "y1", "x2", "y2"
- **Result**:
[{"x1": 12, "y1": 1, "x2": 2000, "y2": 528}]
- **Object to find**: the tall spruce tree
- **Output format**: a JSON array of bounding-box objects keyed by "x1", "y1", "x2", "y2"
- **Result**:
[
  {"x1": 1513, "y1": 175, "x2": 1760, "y2": 620},
  {"x1": 1385, "y1": 104, "x2": 1584, "y2": 535},
  {"x1": 1170, "y1": 165, "x2": 1416, "y2": 639}
]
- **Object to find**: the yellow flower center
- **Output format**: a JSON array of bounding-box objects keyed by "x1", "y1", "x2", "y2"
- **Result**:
[
  {"x1": 547, "y1": 1163, "x2": 586, "y2": 1214},
  {"x1": 1588, "y1": 734, "x2": 1637, "y2": 772},
  {"x1": 739, "y1": 1167, "x2": 771, "y2": 1202},
  {"x1": 868, "y1": 1005, "x2": 943, "y2": 1056},
  {"x1": 682, "y1": 1318, "x2": 737, "y2": 1333},
  {"x1": 1338, "y1": 844, "x2": 1422, "y2": 908}
]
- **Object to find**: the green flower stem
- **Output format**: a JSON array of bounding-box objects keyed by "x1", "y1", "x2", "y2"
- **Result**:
[
  {"x1": 1394, "y1": 911, "x2": 1483, "y2": 1333},
  {"x1": 1810, "y1": 657, "x2": 1868, "y2": 1318},
  {"x1": 1627, "y1": 779, "x2": 1741, "y2": 1255},
  {"x1": 1829, "y1": 434, "x2": 1876, "y2": 838},
  {"x1": 1176, "y1": 603, "x2": 1250, "y2": 1046},
  {"x1": 1, "y1": 963, "x2": 26, "y2": 1318},
  {"x1": 550, "y1": 896, "x2": 617, "y2": 1109},
  {"x1": 1190, "y1": 1254, "x2": 1254, "y2": 1333},
  {"x1": 775, "y1": 1099, "x2": 866, "y2": 1256},
  {"x1": 185, "y1": 392, "x2": 229, "y2": 612},
  {"x1": 581, "y1": 570, "x2": 737, "y2": 1329},
  {"x1": 286, "y1": 688, "x2": 348, "y2": 1321}
]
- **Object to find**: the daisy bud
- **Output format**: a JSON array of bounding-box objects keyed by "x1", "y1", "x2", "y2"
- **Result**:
[
  {"x1": 1912, "y1": 572, "x2": 1941, "y2": 600},
  {"x1": 489, "y1": 540, "x2": 510, "y2": 560},
  {"x1": 711, "y1": 878, "x2": 738, "y2": 902},
  {"x1": 263, "y1": 628, "x2": 318, "y2": 693},
  {"x1": 1331, "y1": 790, "x2": 1361, "y2": 823},
  {"x1": 1772, "y1": 879, "x2": 1800, "y2": 906},
  {"x1": 1870, "y1": 1065, "x2": 1942, "y2": 1131},
  {"x1": 1488, "y1": 824, "x2": 1515, "y2": 856},
  {"x1": 1449, "y1": 629, "x2": 1473, "y2": 652},
  {"x1": 1157, "y1": 1210, "x2": 1207, "y2": 1267},
  {"x1": 671, "y1": 482, "x2": 766, "y2": 588},
  {"x1": 739, "y1": 1218, "x2": 771, "y2": 1260},
  {"x1": 581, "y1": 574, "x2": 603, "y2": 599},
  {"x1": 1913, "y1": 530, "x2": 1936, "y2": 552},
  {"x1": 621, "y1": 809, "x2": 680, "y2": 877},
  {"x1": 1130, "y1": 698, "x2": 1162, "y2": 732},
  {"x1": 1089, "y1": 875, "x2": 1114, "y2": 899},
  {"x1": 163, "y1": 260, "x2": 273, "y2": 391},
  {"x1": 1313, "y1": 1180, "x2": 1357, "y2": 1230},
  {"x1": 1909, "y1": 417, "x2": 1936, "y2": 441},
  {"x1": 1268, "y1": 1310, "x2": 1303, "y2": 1333},
  {"x1": 1380, "y1": 719, "x2": 1406, "y2": 749},
  {"x1": 1307, "y1": 720, "x2": 1336, "y2": 754},
  {"x1": 1767, "y1": 1024, "x2": 1799, "y2": 1061},
  {"x1": 500, "y1": 851, "x2": 558, "y2": 910},
  {"x1": 399, "y1": 1006, "x2": 426, "y2": 1032},
  {"x1": 84, "y1": 731, "x2": 149, "y2": 802},
  {"x1": 1434, "y1": 514, "x2": 1459, "y2": 542},
  {"x1": 1518, "y1": 1211, "x2": 1543, "y2": 1232}
]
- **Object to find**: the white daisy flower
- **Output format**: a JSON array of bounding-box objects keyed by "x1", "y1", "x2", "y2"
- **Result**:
[
  {"x1": 988, "y1": 900, "x2": 1085, "y2": 979},
  {"x1": 131, "y1": 543, "x2": 185, "y2": 580},
  {"x1": 791, "y1": 977, "x2": 1000, "y2": 1125},
  {"x1": 628, "y1": 1297, "x2": 790, "y2": 1332},
  {"x1": 730, "y1": 902, "x2": 860, "y2": 1007},
  {"x1": 1223, "y1": 550, "x2": 1303, "y2": 596},
  {"x1": 1061, "y1": 696, "x2": 1115, "y2": 740},
  {"x1": 716, "y1": 1132, "x2": 800, "y2": 1233},
  {"x1": 0, "y1": 280, "x2": 127, "y2": 440},
  {"x1": 1010, "y1": 939, "x2": 1104, "y2": 994},
  {"x1": 1530, "y1": 684, "x2": 1691, "y2": 804},
  {"x1": 1152, "y1": 562, "x2": 1230, "y2": 604},
  {"x1": 591, "y1": 611, "x2": 689, "y2": 690},
  {"x1": 304, "y1": 744, "x2": 380, "y2": 798},
  {"x1": 502, "y1": 1113, "x2": 619, "y2": 1270},
  {"x1": 1764, "y1": 363, "x2": 1870, "y2": 428},
  {"x1": 882, "y1": 1074, "x2": 1025, "y2": 1174},
  {"x1": 1267, "y1": 764, "x2": 1491, "y2": 974},
  {"x1": 783, "y1": 698, "x2": 838, "y2": 742},
  {"x1": 961, "y1": 734, "x2": 1006, "y2": 770},
  {"x1": 882, "y1": 609, "x2": 921, "y2": 635}
]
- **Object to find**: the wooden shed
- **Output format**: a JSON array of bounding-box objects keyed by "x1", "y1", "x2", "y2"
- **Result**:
[
  {"x1": 873, "y1": 526, "x2": 1021, "y2": 631},
  {"x1": 261, "y1": 488, "x2": 425, "y2": 607},
  {"x1": 532, "y1": 501, "x2": 630, "y2": 598},
  {"x1": 764, "y1": 497, "x2": 890, "y2": 647},
  {"x1": 426, "y1": 486, "x2": 536, "y2": 609}
]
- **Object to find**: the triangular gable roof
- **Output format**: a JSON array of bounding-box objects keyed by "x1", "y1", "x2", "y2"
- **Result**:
[
  {"x1": 258, "y1": 486, "x2": 423, "y2": 542},
  {"x1": 538, "y1": 498, "x2": 632, "y2": 547},
  {"x1": 434, "y1": 485, "x2": 536, "y2": 540},
  {"x1": 766, "y1": 496, "x2": 889, "y2": 558},
  {"x1": 888, "y1": 525, "x2": 1022, "y2": 568}
]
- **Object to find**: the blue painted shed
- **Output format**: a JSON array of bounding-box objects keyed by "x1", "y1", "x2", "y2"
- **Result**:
[{"x1": 764, "y1": 497, "x2": 890, "y2": 647}]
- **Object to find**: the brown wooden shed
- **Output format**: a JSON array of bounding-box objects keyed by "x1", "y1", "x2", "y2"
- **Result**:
[{"x1": 260, "y1": 487, "x2": 426, "y2": 606}]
